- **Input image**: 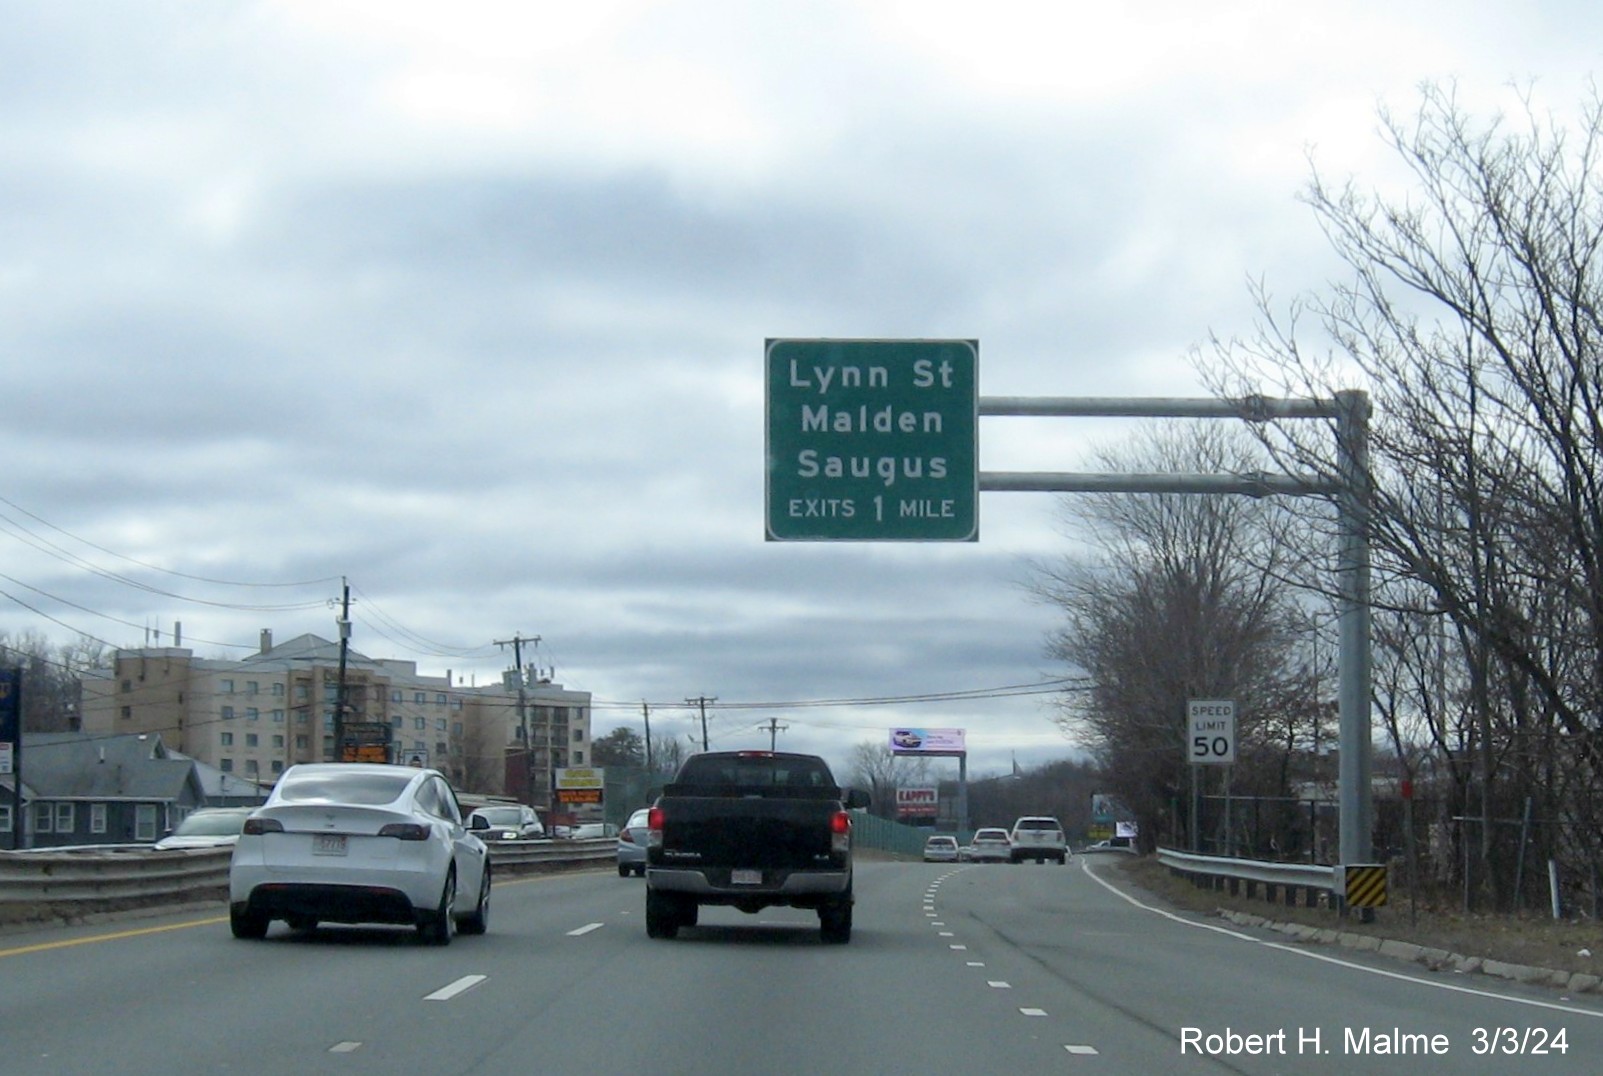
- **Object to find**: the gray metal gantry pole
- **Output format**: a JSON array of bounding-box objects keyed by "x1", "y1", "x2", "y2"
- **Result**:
[{"x1": 978, "y1": 393, "x2": 1373, "y2": 867}]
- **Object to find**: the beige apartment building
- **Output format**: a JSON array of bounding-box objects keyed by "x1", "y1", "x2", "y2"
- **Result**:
[{"x1": 78, "y1": 630, "x2": 592, "y2": 805}]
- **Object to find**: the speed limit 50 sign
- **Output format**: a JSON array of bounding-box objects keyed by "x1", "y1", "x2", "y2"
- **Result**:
[{"x1": 1187, "y1": 699, "x2": 1236, "y2": 765}]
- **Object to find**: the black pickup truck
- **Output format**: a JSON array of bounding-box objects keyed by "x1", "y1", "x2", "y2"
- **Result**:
[{"x1": 644, "y1": 750, "x2": 871, "y2": 943}]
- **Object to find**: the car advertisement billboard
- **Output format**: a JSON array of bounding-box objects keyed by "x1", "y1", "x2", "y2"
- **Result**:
[{"x1": 888, "y1": 727, "x2": 965, "y2": 755}]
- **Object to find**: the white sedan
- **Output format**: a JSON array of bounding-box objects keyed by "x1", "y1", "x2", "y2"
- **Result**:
[{"x1": 228, "y1": 763, "x2": 490, "y2": 945}]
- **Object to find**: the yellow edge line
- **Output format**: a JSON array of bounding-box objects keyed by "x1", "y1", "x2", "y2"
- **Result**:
[
  {"x1": 0, "y1": 866, "x2": 600, "y2": 958},
  {"x1": 0, "y1": 915, "x2": 228, "y2": 959}
]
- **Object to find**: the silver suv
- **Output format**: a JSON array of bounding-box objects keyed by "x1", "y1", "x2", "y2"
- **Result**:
[{"x1": 1009, "y1": 816, "x2": 1068, "y2": 864}]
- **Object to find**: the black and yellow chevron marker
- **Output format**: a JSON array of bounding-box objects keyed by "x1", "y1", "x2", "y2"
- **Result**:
[{"x1": 1343, "y1": 864, "x2": 1388, "y2": 908}]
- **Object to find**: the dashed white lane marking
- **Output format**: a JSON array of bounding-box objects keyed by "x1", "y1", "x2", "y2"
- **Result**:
[
  {"x1": 424, "y1": 975, "x2": 488, "y2": 1001},
  {"x1": 939, "y1": 932, "x2": 955, "y2": 937},
  {"x1": 966, "y1": 961, "x2": 985, "y2": 967},
  {"x1": 949, "y1": 944, "x2": 968, "y2": 950},
  {"x1": 568, "y1": 922, "x2": 605, "y2": 936},
  {"x1": 988, "y1": 981, "x2": 1012, "y2": 989},
  {"x1": 329, "y1": 1042, "x2": 362, "y2": 1054},
  {"x1": 1065, "y1": 1045, "x2": 1099, "y2": 1055},
  {"x1": 1020, "y1": 1008, "x2": 1048, "y2": 1017}
]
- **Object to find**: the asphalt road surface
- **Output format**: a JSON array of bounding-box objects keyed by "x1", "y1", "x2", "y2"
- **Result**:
[{"x1": 3, "y1": 858, "x2": 1600, "y2": 1074}]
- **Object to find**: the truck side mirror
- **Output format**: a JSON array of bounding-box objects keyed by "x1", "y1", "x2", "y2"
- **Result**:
[{"x1": 845, "y1": 788, "x2": 871, "y2": 810}]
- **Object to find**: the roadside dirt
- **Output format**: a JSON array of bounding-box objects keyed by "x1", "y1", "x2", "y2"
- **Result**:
[{"x1": 1112, "y1": 855, "x2": 1603, "y2": 981}]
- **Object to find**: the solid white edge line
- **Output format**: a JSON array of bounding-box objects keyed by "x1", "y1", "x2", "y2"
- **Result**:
[
  {"x1": 1079, "y1": 859, "x2": 1603, "y2": 1020},
  {"x1": 424, "y1": 974, "x2": 488, "y2": 1002}
]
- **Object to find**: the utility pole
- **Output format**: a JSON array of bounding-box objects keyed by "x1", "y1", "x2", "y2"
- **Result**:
[
  {"x1": 334, "y1": 578, "x2": 351, "y2": 762},
  {"x1": 495, "y1": 634, "x2": 540, "y2": 805},
  {"x1": 764, "y1": 716, "x2": 788, "y2": 752},
  {"x1": 642, "y1": 701, "x2": 653, "y2": 773},
  {"x1": 686, "y1": 696, "x2": 715, "y2": 752}
]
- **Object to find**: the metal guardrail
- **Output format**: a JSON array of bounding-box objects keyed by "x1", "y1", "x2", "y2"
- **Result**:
[
  {"x1": 1156, "y1": 846, "x2": 1338, "y2": 908},
  {"x1": 0, "y1": 838, "x2": 619, "y2": 923}
]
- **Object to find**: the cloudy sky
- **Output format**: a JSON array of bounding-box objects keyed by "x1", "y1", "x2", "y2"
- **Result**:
[{"x1": 2, "y1": 2, "x2": 1597, "y2": 779}]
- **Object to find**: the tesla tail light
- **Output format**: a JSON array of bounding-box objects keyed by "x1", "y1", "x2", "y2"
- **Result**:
[
  {"x1": 242, "y1": 818, "x2": 283, "y2": 835},
  {"x1": 378, "y1": 823, "x2": 430, "y2": 840}
]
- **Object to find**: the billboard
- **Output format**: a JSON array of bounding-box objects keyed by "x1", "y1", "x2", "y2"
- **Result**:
[
  {"x1": 896, "y1": 786, "x2": 939, "y2": 817},
  {"x1": 889, "y1": 727, "x2": 965, "y2": 755}
]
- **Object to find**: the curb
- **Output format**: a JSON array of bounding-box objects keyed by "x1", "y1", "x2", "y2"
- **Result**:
[{"x1": 1218, "y1": 908, "x2": 1600, "y2": 994}]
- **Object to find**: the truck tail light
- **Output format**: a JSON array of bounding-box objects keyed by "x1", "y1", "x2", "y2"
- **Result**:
[
  {"x1": 831, "y1": 810, "x2": 851, "y2": 854},
  {"x1": 647, "y1": 807, "x2": 664, "y2": 849}
]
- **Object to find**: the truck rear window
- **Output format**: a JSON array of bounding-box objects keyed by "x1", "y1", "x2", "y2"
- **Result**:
[{"x1": 671, "y1": 755, "x2": 837, "y2": 792}]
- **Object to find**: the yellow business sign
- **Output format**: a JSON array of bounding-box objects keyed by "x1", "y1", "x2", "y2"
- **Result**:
[{"x1": 555, "y1": 767, "x2": 604, "y2": 789}]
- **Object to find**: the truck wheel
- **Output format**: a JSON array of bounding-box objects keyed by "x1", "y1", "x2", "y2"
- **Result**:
[
  {"x1": 646, "y1": 889, "x2": 681, "y2": 939},
  {"x1": 819, "y1": 899, "x2": 852, "y2": 944}
]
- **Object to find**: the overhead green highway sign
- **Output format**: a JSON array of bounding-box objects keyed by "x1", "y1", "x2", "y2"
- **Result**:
[{"x1": 765, "y1": 338, "x2": 978, "y2": 541}]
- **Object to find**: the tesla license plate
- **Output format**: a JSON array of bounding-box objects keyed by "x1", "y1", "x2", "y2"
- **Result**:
[
  {"x1": 731, "y1": 869, "x2": 761, "y2": 885},
  {"x1": 312, "y1": 834, "x2": 348, "y2": 856}
]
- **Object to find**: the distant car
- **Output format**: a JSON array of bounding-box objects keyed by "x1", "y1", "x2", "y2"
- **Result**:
[
  {"x1": 922, "y1": 835, "x2": 960, "y2": 863},
  {"x1": 968, "y1": 827, "x2": 1013, "y2": 863},
  {"x1": 153, "y1": 806, "x2": 255, "y2": 850},
  {"x1": 228, "y1": 763, "x2": 490, "y2": 945},
  {"x1": 570, "y1": 822, "x2": 617, "y2": 840},
  {"x1": 466, "y1": 805, "x2": 545, "y2": 841},
  {"x1": 617, "y1": 808, "x2": 651, "y2": 877},
  {"x1": 1009, "y1": 816, "x2": 1068, "y2": 864},
  {"x1": 1086, "y1": 837, "x2": 1136, "y2": 854}
]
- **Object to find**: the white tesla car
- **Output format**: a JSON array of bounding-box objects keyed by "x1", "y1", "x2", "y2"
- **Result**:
[{"x1": 228, "y1": 763, "x2": 490, "y2": 945}]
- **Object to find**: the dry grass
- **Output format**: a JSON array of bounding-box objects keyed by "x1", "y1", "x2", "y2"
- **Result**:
[{"x1": 1112, "y1": 855, "x2": 1603, "y2": 978}]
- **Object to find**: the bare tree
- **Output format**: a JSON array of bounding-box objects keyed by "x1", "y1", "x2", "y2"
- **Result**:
[
  {"x1": 1030, "y1": 423, "x2": 1316, "y2": 853},
  {"x1": 1206, "y1": 83, "x2": 1603, "y2": 908}
]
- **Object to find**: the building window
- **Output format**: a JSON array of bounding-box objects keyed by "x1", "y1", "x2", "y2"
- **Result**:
[
  {"x1": 324, "y1": 685, "x2": 338, "y2": 703},
  {"x1": 55, "y1": 803, "x2": 75, "y2": 833},
  {"x1": 273, "y1": 682, "x2": 285, "y2": 697},
  {"x1": 391, "y1": 689, "x2": 403, "y2": 702},
  {"x1": 90, "y1": 803, "x2": 108, "y2": 834},
  {"x1": 435, "y1": 718, "x2": 447, "y2": 731},
  {"x1": 245, "y1": 759, "x2": 259, "y2": 775},
  {"x1": 272, "y1": 709, "x2": 285, "y2": 723},
  {"x1": 245, "y1": 734, "x2": 259, "y2": 747},
  {"x1": 246, "y1": 681, "x2": 259, "y2": 695},
  {"x1": 271, "y1": 760, "x2": 284, "y2": 774},
  {"x1": 272, "y1": 734, "x2": 284, "y2": 748},
  {"x1": 33, "y1": 802, "x2": 53, "y2": 833},
  {"x1": 323, "y1": 713, "x2": 335, "y2": 729},
  {"x1": 435, "y1": 693, "x2": 447, "y2": 707},
  {"x1": 121, "y1": 706, "x2": 132, "y2": 720},
  {"x1": 414, "y1": 717, "x2": 426, "y2": 730},
  {"x1": 322, "y1": 735, "x2": 334, "y2": 759},
  {"x1": 121, "y1": 679, "x2": 132, "y2": 693},
  {"x1": 435, "y1": 741, "x2": 448, "y2": 757},
  {"x1": 221, "y1": 679, "x2": 234, "y2": 693},
  {"x1": 452, "y1": 722, "x2": 463, "y2": 736},
  {"x1": 296, "y1": 711, "x2": 309, "y2": 724},
  {"x1": 573, "y1": 728, "x2": 584, "y2": 742},
  {"x1": 221, "y1": 706, "x2": 235, "y2": 721},
  {"x1": 295, "y1": 735, "x2": 308, "y2": 749},
  {"x1": 574, "y1": 750, "x2": 584, "y2": 765},
  {"x1": 295, "y1": 684, "x2": 309, "y2": 702},
  {"x1": 220, "y1": 732, "x2": 234, "y2": 746},
  {"x1": 246, "y1": 708, "x2": 259, "y2": 722},
  {"x1": 391, "y1": 716, "x2": 403, "y2": 728},
  {"x1": 0, "y1": 804, "x2": 10, "y2": 833},
  {"x1": 135, "y1": 804, "x2": 158, "y2": 842},
  {"x1": 220, "y1": 758, "x2": 234, "y2": 772}
]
